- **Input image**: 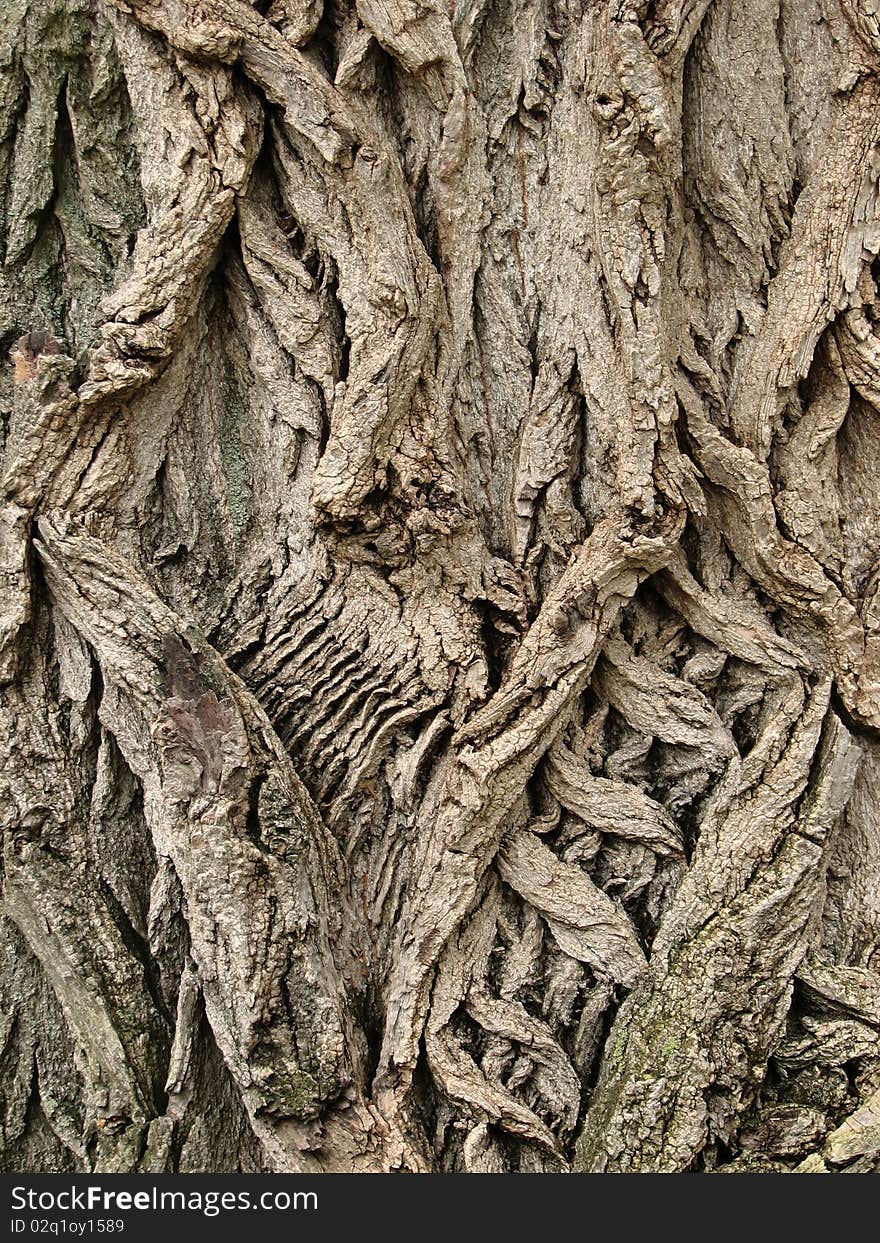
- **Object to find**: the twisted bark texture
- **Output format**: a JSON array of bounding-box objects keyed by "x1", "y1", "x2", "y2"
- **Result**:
[{"x1": 2, "y1": 0, "x2": 880, "y2": 1174}]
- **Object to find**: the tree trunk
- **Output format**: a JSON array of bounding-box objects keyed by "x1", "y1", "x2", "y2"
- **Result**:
[{"x1": 2, "y1": 0, "x2": 880, "y2": 1175}]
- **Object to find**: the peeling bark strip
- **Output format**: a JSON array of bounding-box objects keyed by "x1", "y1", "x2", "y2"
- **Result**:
[{"x1": 2, "y1": 0, "x2": 880, "y2": 1176}]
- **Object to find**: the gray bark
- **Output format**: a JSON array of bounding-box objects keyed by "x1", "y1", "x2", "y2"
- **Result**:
[{"x1": 1, "y1": 0, "x2": 880, "y2": 1174}]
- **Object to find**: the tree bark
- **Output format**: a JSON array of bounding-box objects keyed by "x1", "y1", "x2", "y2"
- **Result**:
[{"x1": 2, "y1": 0, "x2": 880, "y2": 1174}]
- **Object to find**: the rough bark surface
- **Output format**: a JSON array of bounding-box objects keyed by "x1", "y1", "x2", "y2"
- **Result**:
[{"x1": 2, "y1": 0, "x2": 880, "y2": 1174}]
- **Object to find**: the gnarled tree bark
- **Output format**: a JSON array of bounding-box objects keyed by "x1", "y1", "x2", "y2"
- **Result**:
[{"x1": 2, "y1": 0, "x2": 880, "y2": 1174}]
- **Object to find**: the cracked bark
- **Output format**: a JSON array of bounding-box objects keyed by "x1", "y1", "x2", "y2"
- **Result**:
[{"x1": 2, "y1": 0, "x2": 880, "y2": 1174}]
